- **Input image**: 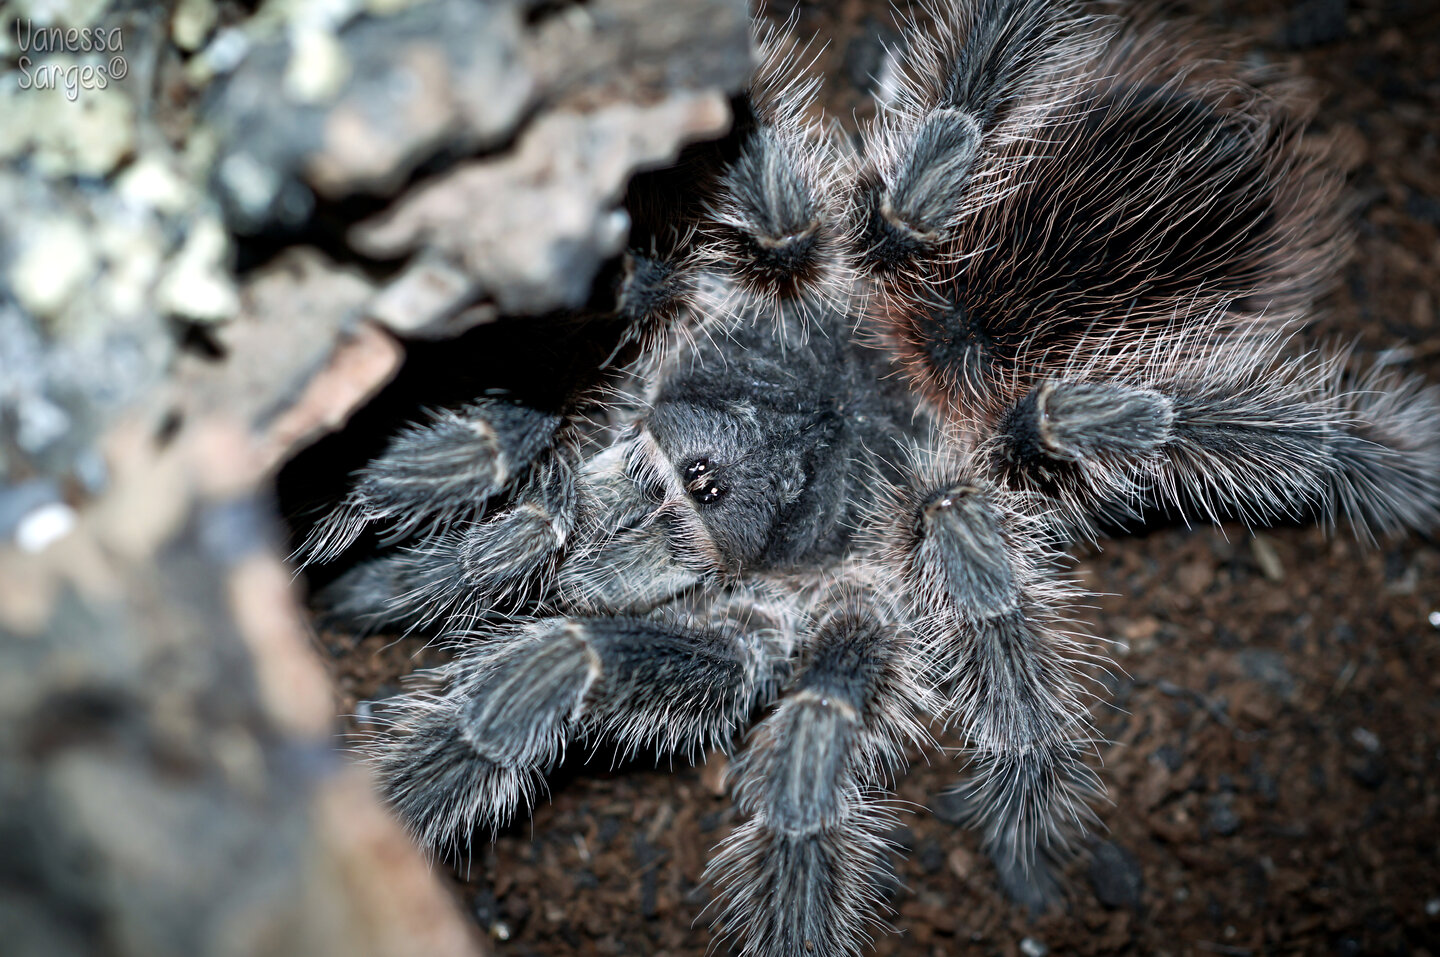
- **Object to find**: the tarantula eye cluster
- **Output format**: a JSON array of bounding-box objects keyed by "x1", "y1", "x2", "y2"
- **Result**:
[
  {"x1": 294, "y1": 2, "x2": 1440, "y2": 955},
  {"x1": 684, "y1": 458, "x2": 729, "y2": 505}
]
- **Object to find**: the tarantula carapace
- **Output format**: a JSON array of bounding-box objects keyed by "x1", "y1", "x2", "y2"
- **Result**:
[{"x1": 297, "y1": 2, "x2": 1440, "y2": 954}]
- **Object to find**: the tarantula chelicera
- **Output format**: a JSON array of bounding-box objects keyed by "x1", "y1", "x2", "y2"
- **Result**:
[{"x1": 297, "y1": 1, "x2": 1440, "y2": 954}]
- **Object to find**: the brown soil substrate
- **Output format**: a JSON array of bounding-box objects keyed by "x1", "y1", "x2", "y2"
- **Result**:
[{"x1": 320, "y1": 2, "x2": 1440, "y2": 954}]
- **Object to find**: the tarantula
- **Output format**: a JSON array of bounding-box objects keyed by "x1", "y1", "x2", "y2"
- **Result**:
[{"x1": 297, "y1": 2, "x2": 1440, "y2": 954}]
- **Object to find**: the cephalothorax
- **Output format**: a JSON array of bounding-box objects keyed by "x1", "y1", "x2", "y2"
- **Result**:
[{"x1": 298, "y1": 2, "x2": 1440, "y2": 954}]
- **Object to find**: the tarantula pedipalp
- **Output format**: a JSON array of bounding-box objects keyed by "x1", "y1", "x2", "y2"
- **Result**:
[{"x1": 296, "y1": 2, "x2": 1440, "y2": 955}]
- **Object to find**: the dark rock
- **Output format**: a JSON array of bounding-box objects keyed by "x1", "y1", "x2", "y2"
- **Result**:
[
  {"x1": 1235, "y1": 649, "x2": 1296, "y2": 699},
  {"x1": 1334, "y1": 935, "x2": 1364, "y2": 957},
  {"x1": 917, "y1": 839, "x2": 946, "y2": 875},
  {"x1": 842, "y1": 17, "x2": 899, "y2": 94},
  {"x1": 1405, "y1": 190, "x2": 1440, "y2": 227},
  {"x1": 1348, "y1": 754, "x2": 1387, "y2": 790},
  {"x1": 472, "y1": 887, "x2": 503, "y2": 929},
  {"x1": 1152, "y1": 744, "x2": 1185, "y2": 772},
  {"x1": 887, "y1": 825, "x2": 916, "y2": 852},
  {"x1": 1208, "y1": 794, "x2": 1241, "y2": 837},
  {"x1": 1277, "y1": 0, "x2": 1349, "y2": 48},
  {"x1": 599, "y1": 815, "x2": 624, "y2": 845},
  {"x1": 928, "y1": 789, "x2": 970, "y2": 826},
  {"x1": 1246, "y1": 757, "x2": 1280, "y2": 805},
  {"x1": 1088, "y1": 841, "x2": 1145, "y2": 911}
]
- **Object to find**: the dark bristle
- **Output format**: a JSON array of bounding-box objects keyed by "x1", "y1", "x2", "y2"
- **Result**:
[
  {"x1": 939, "y1": 0, "x2": 1068, "y2": 123},
  {"x1": 994, "y1": 388, "x2": 1086, "y2": 500},
  {"x1": 716, "y1": 221, "x2": 825, "y2": 297},
  {"x1": 617, "y1": 251, "x2": 684, "y2": 325},
  {"x1": 895, "y1": 292, "x2": 1002, "y2": 403},
  {"x1": 998, "y1": 390, "x2": 1048, "y2": 466},
  {"x1": 856, "y1": 178, "x2": 931, "y2": 273}
]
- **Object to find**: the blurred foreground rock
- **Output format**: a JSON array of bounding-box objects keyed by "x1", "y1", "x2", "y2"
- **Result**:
[{"x1": 0, "y1": 0, "x2": 751, "y2": 954}]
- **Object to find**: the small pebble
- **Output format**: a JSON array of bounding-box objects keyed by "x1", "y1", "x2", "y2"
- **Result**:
[
  {"x1": 1235, "y1": 649, "x2": 1295, "y2": 698},
  {"x1": 1348, "y1": 753, "x2": 1387, "y2": 790},
  {"x1": 1247, "y1": 763, "x2": 1279, "y2": 805},
  {"x1": 1427, "y1": 611, "x2": 1440, "y2": 629},
  {"x1": 472, "y1": 888, "x2": 503, "y2": 934},
  {"x1": 1351, "y1": 727, "x2": 1381, "y2": 753},
  {"x1": 1020, "y1": 936, "x2": 1048, "y2": 957},
  {"x1": 947, "y1": 846, "x2": 977, "y2": 882},
  {"x1": 1250, "y1": 533, "x2": 1285, "y2": 581},
  {"x1": 699, "y1": 750, "x2": 729, "y2": 796},
  {"x1": 1151, "y1": 744, "x2": 1185, "y2": 772},
  {"x1": 1088, "y1": 841, "x2": 1144, "y2": 910},
  {"x1": 1208, "y1": 794, "x2": 1241, "y2": 837},
  {"x1": 16, "y1": 502, "x2": 76, "y2": 553},
  {"x1": 1425, "y1": 898, "x2": 1440, "y2": 917},
  {"x1": 917, "y1": 839, "x2": 945, "y2": 875}
]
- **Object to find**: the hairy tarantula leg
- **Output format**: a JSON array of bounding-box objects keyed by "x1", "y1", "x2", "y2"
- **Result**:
[
  {"x1": 987, "y1": 358, "x2": 1440, "y2": 538},
  {"x1": 600, "y1": 247, "x2": 697, "y2": 368},
  {"x1": 1326, "y1": 365, "x2": 1440, "y2": 538},
  {"x1": 314, "y1": 450, "x2": 578, "y2": 632},
  {"x1": 369, "y1": 614, "x2": 772, "y2": 851},
  {"x1": 298, "y1": 398, "x2": 562, "y2": 565},
  {"x1": 853, "y1": 0, "x2": 1104, "y2": 274},
  {"x1": 706, "y1": 599, "x2": 931, "y2": 957},
  {"x1": 872, "y1": 17, "x2": 1347, "y2": 419},
  {"x1": 693, "y1": 30, "x2": 857, "y2": 325},
  {"x1": 870, "y1": 464, "x2": 1102, "y2": 909}
]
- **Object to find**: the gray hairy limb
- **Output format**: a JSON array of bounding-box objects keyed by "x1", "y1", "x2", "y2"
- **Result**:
[
  {"x1": 316, "y1": 449, "x2": 580, "y2": 633},
  {"x1": 297, "y1": 398, "x2": 562, "y2": 565},
  {"x1": 874, "y1": 12, "x2": 1345, "y2": 420},
  {"x1": 694, "y1": 30, "x2": 857, "y2": 326},
  {"x1": 706, "y1": 599, "x2": 931, "y2": 957},
  {"x1": 368, "y1": 610, "x2": 777, "y2": 853},
  {"x1": 1321, "y1": 364, "x2": 1440, "y2": 539},
  {"x1": 853, "y1": 0, "x2": 1106, "y2": 274},
  {"x1": 987, "y1": 348, "x2": 1440, "y2": 540},
  {"x1": 868, "y1": 456, "x2": 1102, "y2": 909},
  {"x1": 605, "y1": 247, "x2": 697, "y2": 368}
]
